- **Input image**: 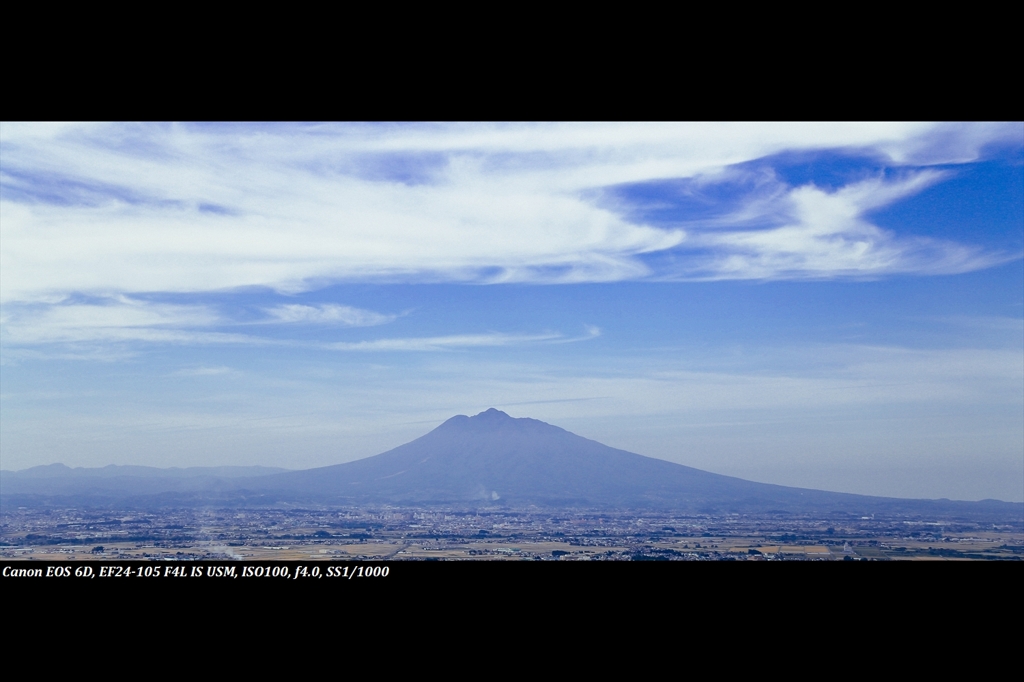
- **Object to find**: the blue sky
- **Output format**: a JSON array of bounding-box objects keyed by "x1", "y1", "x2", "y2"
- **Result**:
[{"x1": 1, "y1": 122, "x2": 1021, "y2": 501}]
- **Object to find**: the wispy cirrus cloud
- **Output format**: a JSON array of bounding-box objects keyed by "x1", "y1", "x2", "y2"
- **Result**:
[
  {"x1": 263, "y1": 303, "x2": 397, "y2": 326},
  {"x1": 2, "y1": 122, "x2": 1018, "y2": 305},
  {"x1": 0, "y1": 295, "x2": 597, "y2": 354},
  {"x1": 173, "y1": 366, "x2": 234, "y2": 376},
  {"x1": 673, "y1": 171, "x2": 1010, "y2": 280},
  {"x1": 0, "y1": 296, "x2": 391, "y2": 348},
  {"x1": 0, "y1": 296, "x2": 229, "y2": 345},
  {"x1": 322, "y1": 326, "x2": 600, "y2": 352}
]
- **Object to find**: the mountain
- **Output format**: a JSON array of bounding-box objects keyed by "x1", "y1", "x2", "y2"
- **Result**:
[
  {"x1": 245, "y1": 408, "x2": 807, "y2": 507},
  {"x1": 0, "y1": 464, "x2": 288, "y2": 499},
  {"x1": 3, "y1": 409, "x2": 1021, "y2": 518}
]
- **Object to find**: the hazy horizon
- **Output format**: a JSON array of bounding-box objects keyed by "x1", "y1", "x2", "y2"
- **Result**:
[{"x1": 1, "y1": 123, "x2": 1021, "y2": 502}]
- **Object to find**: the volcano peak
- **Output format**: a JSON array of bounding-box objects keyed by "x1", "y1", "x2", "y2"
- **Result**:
[{"x1": 473, "y1": 408, "x2": 512, "y2": 420}]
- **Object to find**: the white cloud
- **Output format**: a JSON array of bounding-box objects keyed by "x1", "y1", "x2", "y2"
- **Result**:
[
  {"x1": 679, "y1": 171, "x2": 1009, "y2": 279},
  {"x1": 1, "y1": 122, "x2": 1016, "y2": 303},
  {"x1": 174, "y1": 366, "x2": 233, "y2": 376},
  {"x1": 264, "y1": 303, "x2": 396, "y2": 326},
  {"x1": 0, "y1": 296, "x2": 594, "y2": 353},
  {"x1": 0, "y1": 297, "x2": 227, "y2": 345},
  {"x1": 322, "y1": 327, "x2": 598, "y2": 352}
]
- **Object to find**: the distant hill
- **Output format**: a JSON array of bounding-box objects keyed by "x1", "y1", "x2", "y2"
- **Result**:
[
  {"x1": 0, "y1": 464, "x2": 288, "y2": 500},
  {"x1": 2, "y1": 409, "x2": 1021, "y2": 520}
]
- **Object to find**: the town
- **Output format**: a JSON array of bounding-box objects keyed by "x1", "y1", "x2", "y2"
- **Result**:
[{"x1": 2, "y1": 506, "x2": 1020, "y2": 561}]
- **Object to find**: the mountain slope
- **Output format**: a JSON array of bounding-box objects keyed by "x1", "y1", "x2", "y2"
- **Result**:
[{"x1": 236, "y1": 409, "x2": 1020, "y2": 515}]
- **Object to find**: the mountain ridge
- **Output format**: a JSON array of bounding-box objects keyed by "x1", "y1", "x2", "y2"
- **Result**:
[{"x1": 3, "y1": 409, "x2": 1021, "y2": 519}]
